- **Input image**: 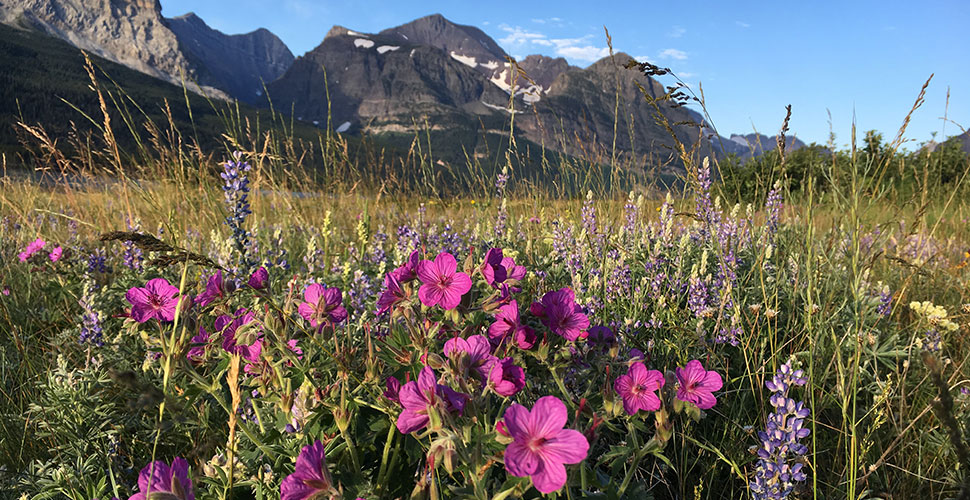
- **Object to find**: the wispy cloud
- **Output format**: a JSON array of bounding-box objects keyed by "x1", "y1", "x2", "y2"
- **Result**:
[
  {"x1": 659, "y1": 48, "x2": 688, "y2": 60},
  {"x1": 668, "y1": 25, "x2": 686, "y2": 38},
  {"x1": 736, "y1": 20, "x2": 751, "y2": 28},
  {"x1": 498, "y1": 24, "x2": 610, "y2": 62},
  {"x1": 532, "y1": 18, "x2": 546, "y2": 24}
]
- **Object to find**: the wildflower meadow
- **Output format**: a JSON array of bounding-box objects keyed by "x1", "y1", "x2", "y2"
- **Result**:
[{"x1": 1, "y1": 50, "x2": 969, "y2": 500}]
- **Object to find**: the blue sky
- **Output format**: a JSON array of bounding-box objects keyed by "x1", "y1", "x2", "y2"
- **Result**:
[{"x1": 161, "y1": 0, "x2": 968, "y2": 149}]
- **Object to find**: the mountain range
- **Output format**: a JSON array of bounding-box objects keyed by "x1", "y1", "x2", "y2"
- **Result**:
[{"x1": 0, "y1": 0, "x2": 812, "y2": 174}]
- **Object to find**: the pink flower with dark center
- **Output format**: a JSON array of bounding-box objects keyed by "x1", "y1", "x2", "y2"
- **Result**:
[
  {"x1": 530, "y1": 288, "x2": 589, "y2": 341},
  {"x1": 396, "y1": 366, "x2": 468, "y2": 434},
  {"x1": 489, "y1": 300, "x2": 536, "y2": 349},
  {"x1": 416, "y1": 252, "x2": 472, "y2": 310},
  {"x1": 443, "y1": 334, "x2": 495, "y2": 379},
  {"x1": 613, "y1": 362, "x2": 664, "y2": 415},
  {"x1": 248, "y1": 266, "x2": 269, "y2": 290},
  {"x1": 502, "y1": 396, "x2": 590, "y2": 494},
  {"x1": 219, "y1": 308, "x2": 262, "y2": 368},
  {"x1": 484, "y1": 357, "x2": 526, "y2": 397},
  {"x1": 389, "y1": 250, "x2": 421, "y2": 283},
  {"x1": 18, "y1": 237, "x2": 45, "y2": 262},
  {"x1": 280, "y1": 440, "x2": 334, "y2": 500},
  {"x1": 126, "y1": 278, "x2": 182, "y2": 323},
  {"x1": 675, "y1": 360, "x2": 723, "y2": 410},
  {"x1": 195, "y1": 271, "x2": 234, "y2": 308},
  {"x1": 49, "y1": 246, "x2": 63, "y2": 262},
  {"x1": 129, "y1": 457, "x2": 194, "y2": 500},
  {"x1": 186, "y1": 325, "x2": 209, "y2": 363},
  {"x1": 376, "y1": 273, "x2": 408, "y2": 315},
  {"x1": 298, "y1": 284, "x2": 347, "y2": 327},
  {"x1": 481, "y1": 248, "x2": 527, "y2": 290}
]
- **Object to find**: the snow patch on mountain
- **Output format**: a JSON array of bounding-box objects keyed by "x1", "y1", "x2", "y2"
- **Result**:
[
  {"x1": 449, "y1": 51, "x2": 477, "y2": 68},
  {"x1": 354, "y1": 38, "x2": 374, "y2": 49},
  {"x1": 377, "y1": 45, "x2": 400, "y2": 54}
]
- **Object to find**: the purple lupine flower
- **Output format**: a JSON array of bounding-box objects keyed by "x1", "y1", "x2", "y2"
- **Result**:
[
  {"x1": 502, "y1": 396, "x2": 589, "y2": 494},
  {"x1": 123, "y1": 217, "x2": 144, "y2": 272},
  {"x1": 484, "y1": 357, "x2": 525, "y2": 397},
  {"x1": 489, "y1": 300, "x2": 537, "y2": 349},
  {"x1": 675, "y1": 360, "x2": 723, "y2": 410},
  {"x1": 614, "y1": 362, "x2": 664, "y2": 415},
  {"x1": 78, "y1": 276, "x2": 103, "y2": 347},
  {"x1": 749, "y1": 360, "x2": 811, "y2": 499},
  {"x1": 765, "y1": 183, "x2": 783, "y2": 241},
  {"x1": 222, "y1": 152, "x2": 253, "y2": 270},
  {"x1": 530, "y1": 287, "x2": 589, "y2": 341},
  {"x1": 129, "y1": 457, "x2": 194, "y2": 500},
  {"x1": 298, "y1": 284, "x2": 348, "y2": 327},
  {"x1": 416, "y1": 252, "x2": 472, "y2": 310},
  {"x1": 280, "y1": 440, "x2": 334, "y2": 500},
  {"x1": 126, "y1": 278, "x2": 182, "y2": 323},
  {"x1": 396, "y1": 366, "x2": 468, "y2": 434}
]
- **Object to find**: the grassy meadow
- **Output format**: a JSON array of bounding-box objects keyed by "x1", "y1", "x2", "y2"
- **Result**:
[{"x1": 0, "y1": 60, "x2": 969, "y2": 500}]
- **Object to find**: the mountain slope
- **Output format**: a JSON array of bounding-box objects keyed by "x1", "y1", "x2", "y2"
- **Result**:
[
  {"x1": 0, "y1": 0, "x2": 293, "y2": 102},
  {"x1": 164, "y1": 13, "x2": 293, "y2": 103}
]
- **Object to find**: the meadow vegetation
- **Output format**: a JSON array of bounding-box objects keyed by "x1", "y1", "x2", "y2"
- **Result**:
[{"x1": 0, "y1": 56, "x2": 969, "y2": 500}]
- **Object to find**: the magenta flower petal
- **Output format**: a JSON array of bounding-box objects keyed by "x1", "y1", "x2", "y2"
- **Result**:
[
  {"x1": 280, "y1": 440, "x2": 332, "y2": 500},
  {"x1": 502, "y1": 396, "x2": 589, "y2": 494},
  {"x1": 675, "y1": 360, "x2": 723, "y2": 410}
]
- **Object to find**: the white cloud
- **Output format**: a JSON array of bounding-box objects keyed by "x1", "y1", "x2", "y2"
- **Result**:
[
  {"x1": 659, "y1": 48, "x2": 688, "y2": 60},
  {"x1": 678, "y1": 71, "x2": 696, "y2": 78},
  {"x1": 498, "y1": 25, "x2": 609, "y2": 62},
  {"x1": 550, "y1": 17, "x2": 562, "y2": 22},
  {"x1": 557, "y1": 45, "x2": 610, "y2": 61},
  {"x1": 668, "y1": 25, "x2": 686, "y2": 38},
  {"x1": 532, "y1": 18, "x2": 546, "y2": 24},
  {"x1": 498, "y1": 24, "x2": 553, "y2": 46},
  {"x1": 736, "y1": 21, "x2": 751, "y2": 28}
]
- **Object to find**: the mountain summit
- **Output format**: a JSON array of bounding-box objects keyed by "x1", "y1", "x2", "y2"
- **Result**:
[{"x1": 0, "y1": 0, "x2": 293, "y2": 101}]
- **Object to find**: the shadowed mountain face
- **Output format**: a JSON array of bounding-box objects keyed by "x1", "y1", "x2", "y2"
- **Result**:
[
  {"x1": 164, "y1": 13, "x2": 293, "y2": 103},
  {"x1": 0, "y1": 0, "x2": 293, "y2": 102}
]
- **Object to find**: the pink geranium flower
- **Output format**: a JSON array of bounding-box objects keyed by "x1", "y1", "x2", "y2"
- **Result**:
[
  {"x1": 389, "y1": 249, "x2": 421, "y2": 283},
  {"x1": 248, "y1": 266, "x2": 269, "y2": 290},
  {"x1": 613, "y1": 362, "x2": 664, "y2": 415},
  {"x1": 675, "y1": 360, "x2": 723, "y2": 410},
  {"x1": 484, "y1": 357, "x2": 526, "y2": 397},
  {"x1": 443, "y1": 334, "x2": 495, "y2": 379},
  {"x1": 481, "y1": 248, "x2": 527, "y2": 289},
  {"x1": 126, "y1": 278, "x2": 182, "y2": 323},
  {"x1": 530, "y1": 288, "x2": 589, "y2": 341},
  {"x1": 376, "y1": 273, "x2": 408, "y2": 315},
  {"x1": 298, "y1": 284, "x2": 347, "y2": 327},
  {"x1": 488, "y1": 300, "x2": 536, "y2": 349},
  {"x1": 195, "y1": 270, "x2": 234, "y2": 308},
  {"x1": 186, "y1": 325, "x2": 209, "y2": 363},
  {"x1": 49, "y1": 246, "x2": 63, "y2": 262},
  {"x1": 417, "y1": 252, "x2": 472, "y2": 310},
  {"x1": 396, "y1": 366, "x2": 468, "y2": 433},
  {"x1": 218, "y1": 308, "x2": 262, "y2": 370},
  {"x1": 502, "y1": 396, "x2": 590, "y2": 494},
  {"x1": 129, "y1": 457, "x2": 194, "y2": 500},
  {"x1": 18, "y1": 237, "x2": 45, "y2": 262},
  {"x1": 280, "y1": 440, "x2": 334, "y2": 500}
]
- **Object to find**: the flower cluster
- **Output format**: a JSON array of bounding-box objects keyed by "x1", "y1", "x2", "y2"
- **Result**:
[
  {"x1": 749, "y1": 360, "x2": 811, "y2": 499},
  {"x1": 222, "y1": 152, "x2": 254, "y2": 271}
]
